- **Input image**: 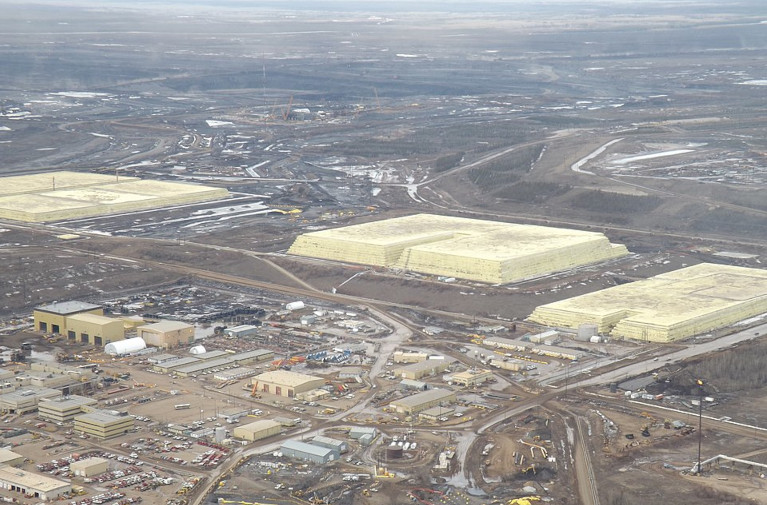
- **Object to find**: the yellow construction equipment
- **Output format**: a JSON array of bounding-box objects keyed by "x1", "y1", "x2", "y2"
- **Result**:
[{"x1": 508, "y1": 497, "x2": 540, "y2": 505}]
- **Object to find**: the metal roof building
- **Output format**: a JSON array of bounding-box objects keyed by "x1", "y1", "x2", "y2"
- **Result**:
[
  {"x1": 224, "y1": 325, "x2": 260, "y2": 338},
  {"x1": 389, "y1": 388, "x2": 457, "y2": 415},
  {"x1": 393, "y1": 359, "x2": 454, "y2": 380},
  {"x1": 310, "y1": 435, "x2": 348, "y2": 453},
  {"x1": 281, "y1": 439, "x2": 339, "y2": 464},
  {"x1": 0, "y1": 466, "x2": 71, "y2": 500},
  {"x1": 349, "y1": 427, "x2": 377, "y2": 440},
  {"x1": 35, "y1": 301, "x2": 101, "y2": 316},
  {"x1": 0, "y1": 448, "x2": 24, "y2": 467},
  {"x1": 233, "y1": 419, "x2": 282, "y2": 442},
  {"x1": 252, "y1": 370, "x2": 325, "y2": 398},
  {"x1": 137, "y1": 320, "x2": 195, "y2": 349}
]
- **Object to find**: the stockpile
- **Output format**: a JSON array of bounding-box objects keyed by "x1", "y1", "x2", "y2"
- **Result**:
[
  {"x1": 0, "y1": 171, "x2": 229, "y2": 222},
  {"x1": 528, "y1": 263, "x2": 767, "y2": 342},
  {"x1": 289, "y1": 214, "x2": 629, "y2": 284}
]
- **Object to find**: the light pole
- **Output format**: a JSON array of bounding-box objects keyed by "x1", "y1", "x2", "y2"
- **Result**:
[{"x1": 696, "y1": 379, "x2": 704, "y2": 475}]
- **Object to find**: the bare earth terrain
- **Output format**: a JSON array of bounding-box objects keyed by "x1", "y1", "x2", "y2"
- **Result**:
[{"x1": 0, "y1": 2, "x2": 766, "y2": 505}]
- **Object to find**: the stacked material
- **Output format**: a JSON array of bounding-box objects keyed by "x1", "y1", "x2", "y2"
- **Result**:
[
  {"x1": 289, "y1": 214, "x2": 628, "y2": 284},
  {"x1": 528, "y1": 263, "x2": 767, "y2": 342},
  {"x1": 0, "y1": 171, "x2": 229, "y2": 222}
]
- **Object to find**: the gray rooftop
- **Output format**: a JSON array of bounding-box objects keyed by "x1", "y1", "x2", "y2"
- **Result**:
[
  {"x1": 282, "y1": 439, "x2": 336, "y2": 457},
  {"x1": 174, "y1": 357, "x2": 236, "y2": 374},
  {"x1": 232, "y1": 349, "x2": 273, "y2": 360},
  {"x1": 195, "y1": 350, "x2": 230, "y2": 361},
  {"x1": 311, "y1": 435, "x2": 346, "y2": 447},
  {"x1": 35, "y1": 301, "x2": 101, "y2": 315},
  {"x1": 75, "y1": 410, "x2": 131, "y2": 424},
  {"x1": 392, "y1": 388, "x2": 455, "y2": 408},
  {"x1": 156, "y1": 357, "x2": 200, "y2": 370},
  {"x1": 39, "y1": 395, "x2": 97, "y2": 409}
]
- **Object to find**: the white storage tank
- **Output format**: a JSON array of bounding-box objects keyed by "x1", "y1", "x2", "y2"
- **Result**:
[
  {"x1": 577, "y1": 323, "x2": 599, "y2": 341},
  {"x1": 104, "y1": 337, "x2": 147, "y2": 356},
  {"x1": 285, "y1": 301, "x2": 305, "y2": 311}
]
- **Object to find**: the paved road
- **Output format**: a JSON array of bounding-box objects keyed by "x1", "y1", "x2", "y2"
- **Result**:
[{"x1": 574, "y1": 322, "x2": 767, "y2": 388}]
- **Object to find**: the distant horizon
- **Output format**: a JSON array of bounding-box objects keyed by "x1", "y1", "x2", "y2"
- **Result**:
[{"x1": 3, "y1": 0, "x2": 767, "y2": 14}]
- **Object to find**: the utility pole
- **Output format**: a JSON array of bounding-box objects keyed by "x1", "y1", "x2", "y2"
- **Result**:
[{"x1": 696, "y1": 379, "x2": 704, "y2": 475}]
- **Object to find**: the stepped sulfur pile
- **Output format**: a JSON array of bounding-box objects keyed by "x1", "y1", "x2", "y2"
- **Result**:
[
  {"x1": 0, "y1": 171, "x2": 229, "y2": 222},
  {"x1": 528, "y1": 263, "x2": 767, "y2": 342},
  {"x1": 288, "y1": 214, "x2": 629, "y2": 284}
]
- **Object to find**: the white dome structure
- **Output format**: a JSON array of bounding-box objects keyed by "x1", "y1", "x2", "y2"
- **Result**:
[
  {"x1": 104, "y1": 337, "x2": 146, "y2": 356},
  {"x1": 190, "y1": 345, "x2": 207, "y2": 355}
]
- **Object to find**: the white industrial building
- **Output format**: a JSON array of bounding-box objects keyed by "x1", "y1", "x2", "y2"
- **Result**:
[{"x1": 104, "y1": 337, "x2": 146, "y2": 356}]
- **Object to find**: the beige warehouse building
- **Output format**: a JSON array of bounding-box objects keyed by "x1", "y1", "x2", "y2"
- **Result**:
[
  {"x1": 251, "y1": 370, "x2": 326, "y2": 398},
  {"x1": 64, "y1": 313, "x2": 125, "y2": 346},
  {"x1": 0, "y1": 466, "x2": 71, "y2": 500},
  {"x1": 389, "y1": 389, "x2": 456, "y2": 415},
  {"x1": 34, "y1": 301, "x2": 103, "y2": 335},
  {"x1": 528, "y1": 263, "x2": 767, "y2": 343},
  {"x1": 137, "y1": 320, "x2": 195, "y2": 349},
  {"x1": 288, "y1": 214, "x2": 628, "y2": 284},
  {"x1": 0, "y1": 449, "x2": 24, "y2": 468},
  {"x1": 70, "y1": 457, "x2": 109, "y2": 477},
  {"x1": 74, "y1": 411, "x2": 134, "y2": 440},
  {"x1": 0, "y1": 171, "x2": 229, "y2": 223},
  {"x1": 233, "y1": 419, "x2": 282, "y2": 442},
  {"x1": 449, "y1": 369, "x2": 494, "y2": 387}
]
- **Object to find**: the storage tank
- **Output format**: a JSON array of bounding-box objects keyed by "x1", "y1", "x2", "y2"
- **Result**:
[
  {"x1": 214, "y1": 427, "x2": 227, "y2": 443},
  {"x1": 104, "y1": 337, "x2": 147, "y2": 356},
  {"x1": 190, "y1": 345, "x2": 207, "y2": 355},
  {"x1": 285, "y1": 301, "x2": 305, "y2": 311},
  {"x1": 386, "y1": 446, "x2": 403, "y2": 459},
  {"x1": 577, "y1": 323, "x2": 598, "y2": 341}
]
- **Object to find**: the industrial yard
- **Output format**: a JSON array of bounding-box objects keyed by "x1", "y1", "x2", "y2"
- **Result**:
[{"x1": 1, "y1": 1, "x2": 767, "y2": 505}]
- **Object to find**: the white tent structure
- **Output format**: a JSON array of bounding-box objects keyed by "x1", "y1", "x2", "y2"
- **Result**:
[
  {"x1": 190, "y1": 345, "x2": 207, "y2": 355},
  {"x1": 104, "y1": 337, "x2": 146, "y2": 356}
]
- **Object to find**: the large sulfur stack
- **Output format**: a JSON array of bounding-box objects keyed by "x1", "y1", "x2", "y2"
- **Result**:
[
  {"x1": 288, "y1": 214, "x2": 629, "y2": 284},
  {"x1": 0, "y1": 171, "x2": 229, "y2": 222},
  {"x1": 528, "y1": 263, "x2": 767, "y2": 342}
]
